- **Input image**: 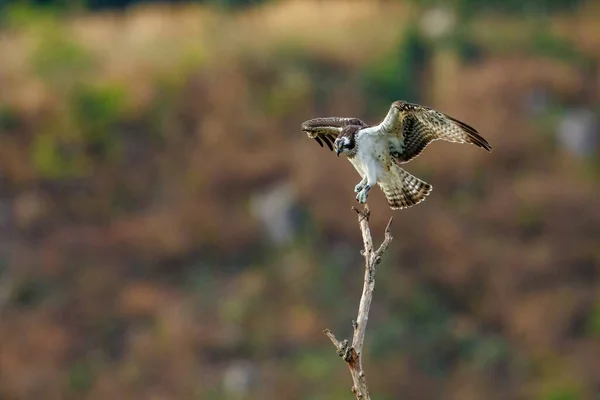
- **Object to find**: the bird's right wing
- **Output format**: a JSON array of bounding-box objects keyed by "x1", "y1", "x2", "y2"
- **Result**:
[
  {"x1": 301, "y1": 117, "x2": 368, "y2": 151},
  {"x1": 377, "y1": 100, "x2": 492, "y2": 163}
]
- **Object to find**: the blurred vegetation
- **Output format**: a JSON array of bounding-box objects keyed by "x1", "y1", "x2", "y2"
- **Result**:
[
  {"x1": 0, "y1": 1, "x2": 599, "y2": 400},
  {"x1": 412, "y1": 0, "x2": 584, "y2": 16},
  {"x1": 361, "y1": 24, "x2": 430, "y2": 111}
]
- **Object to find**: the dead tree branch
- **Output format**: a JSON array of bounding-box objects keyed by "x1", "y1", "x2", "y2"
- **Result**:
[{"x1": 324, "y1": 205, "x2": 394, "y2": 400}]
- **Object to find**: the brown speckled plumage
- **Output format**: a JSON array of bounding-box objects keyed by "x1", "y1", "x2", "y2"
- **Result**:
[{"x1": 388, "y1": 101, "x2": 491, "y2": 163}]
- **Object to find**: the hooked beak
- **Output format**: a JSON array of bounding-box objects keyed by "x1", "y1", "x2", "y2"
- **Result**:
[{"x1": 335, "y1": 145, "x2": 341, "y2": 157}]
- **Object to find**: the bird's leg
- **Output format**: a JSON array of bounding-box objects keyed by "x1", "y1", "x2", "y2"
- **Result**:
[
  {"x1": 356, "y1": 168, "x2": 376, "y2": 204},
  {"x1": 354, "y1": 176, "x2": 368, "y2": 193}
]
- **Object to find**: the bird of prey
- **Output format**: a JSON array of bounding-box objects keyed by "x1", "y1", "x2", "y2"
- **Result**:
[{"x1": 301, "y1": 100, "x2": 492, "y2": 209}]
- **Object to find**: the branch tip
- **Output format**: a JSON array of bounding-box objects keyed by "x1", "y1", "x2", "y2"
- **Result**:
[{"x1": 385, "y1": 216, "x2": 393, "y2": 232}]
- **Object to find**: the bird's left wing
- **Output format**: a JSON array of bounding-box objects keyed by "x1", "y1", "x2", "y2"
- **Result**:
[
  {"x1": 301, "y1": 117, "x2": 368, "y2": 151},
  {"x1": 376, "y1": 100, "x2": 492, "y2": 163}
]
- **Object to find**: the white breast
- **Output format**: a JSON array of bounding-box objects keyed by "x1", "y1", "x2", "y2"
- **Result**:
[
  {"x1": 350, "y1": 128, "x2": 390, "y2": 181},
  {"x1": 356, "y1": 128, "x2": 388, "y2": 161}
]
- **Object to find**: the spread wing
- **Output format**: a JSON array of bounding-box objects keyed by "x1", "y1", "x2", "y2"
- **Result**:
[
  {"x1": 301, "y1": 117, "x2": 368, "y2": 151},
  {"x1": 377, "y1": 100, "x2": 492, "y2": 163}
]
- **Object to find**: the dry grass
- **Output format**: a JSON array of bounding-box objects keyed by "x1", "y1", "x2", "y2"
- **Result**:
[{"x1": 0, "y1": 0, "x2": 412, "y2": 117}]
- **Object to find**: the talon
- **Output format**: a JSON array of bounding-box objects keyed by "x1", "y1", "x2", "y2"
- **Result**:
[
  {"x1": 355, "y1": 184, "x2": 371, "y2": 204},
  {"x1": 356, "y1": 190, "x2": 366, "y2": 203},
  {"x1": 354, "y1": 184, "x2": 364, "y2": 193}
]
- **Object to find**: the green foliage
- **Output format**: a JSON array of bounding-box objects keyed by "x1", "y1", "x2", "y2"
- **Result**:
[
  {"x1": 262, "y1": 44, "x2": 344, "y2": 114},
  {"x1": 206, "y1": 0, "x2": 266, "y2": 8},
  {"x1": 185, "y1": 266, "x2": 217, "y2": 300},
  {"x1": 295, "y1": 350, "x2": 334, "y2": 381},
  {"x1": 530, "y1": 25, "x2": 587, "y2": 63},
  {"x1": 538, "y1": 383, "x2": 584, "y2": 400},
  {"x1": 30, "y1": 26, "x2": 95, "y2": 91},
  {"x1": 7, "y1": 4, "x2": 124, "y2": 179},
  {"x1": 71, "y1": 83, "x2": 127, "y2": 160},
  {"x1": 220, "y1": 296, "x2": 248, "y2": 324},
  {"x1": 67, "y1": 360, "x2": 96, "y2": 394},
  {"x1": 411, "y1": 0, "x2": 583, "y2": 16},
  {"x1": 469, "y1": 17, "x2": 589, "y2": 68},
  {"x1": 463, "y1": 335, "x2": 510, "y2": 371},
  {"x1": 71, "y1": 84, "x2": 126, "y2": 132},
  {"x1": 585, "y1": 299, "x2": 600, "y2": 337},
  {"x1": 314, "y1": 258, "x2": 346, "y2": 309},
  {"x1": 31, "y1": 81, "x2": 126, "y2": 178},
  {"x1": 0, "y1": 3, "x2": 61, "y2": 29},
  {"x1": 517, "y1": 203, "x2": 544, "y2": 237},
  {"x1": 263, "y1": 69, "x2": 311, "y2": 117},
  {"x1": 7, "y1": 4, "x2": 95, "y2": 91},
  {"x1": 371, "y1": 285, "x2": 452, "y2": 372},
  {"x1": 0, "y1": 105, "x2": 19, "y2": 131},
  {"x1": 10, "y1": 277, "x2": 48, "y2": 307},
  {"x1": 371, "y1": 284, "x2": 511, "y2": 377},
  {"x1": 360, "y1": 25, "x2": 429, "y2": 112},
  {"x1": 436, "y1": 19, "x2": 483, "y2": 63},
  {"x1": 31, "y1": 131, "x2": 87, "y2": 178}
]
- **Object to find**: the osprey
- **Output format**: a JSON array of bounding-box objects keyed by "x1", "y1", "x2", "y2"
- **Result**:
[{"x1": 301, "y1": 100, "x2": 492, "y2": 209}]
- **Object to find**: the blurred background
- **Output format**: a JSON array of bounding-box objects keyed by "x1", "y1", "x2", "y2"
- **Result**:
[{"x1": 0, "y1": 0, "x2": 599, "y2": 399}]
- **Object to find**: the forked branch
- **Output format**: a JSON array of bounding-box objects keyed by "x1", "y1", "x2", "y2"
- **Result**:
[{"x1": 324, "y1": 205, "x2": 394, "y2": 399}]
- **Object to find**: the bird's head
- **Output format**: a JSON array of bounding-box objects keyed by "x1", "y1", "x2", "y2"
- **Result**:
[{"x1": 334, "y1": 125, "x2": 360, "y2": 157}]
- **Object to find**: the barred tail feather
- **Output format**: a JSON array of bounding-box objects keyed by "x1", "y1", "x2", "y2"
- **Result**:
[{"x1": 379, "y1": 166, "x2": 432, "y2": 209}]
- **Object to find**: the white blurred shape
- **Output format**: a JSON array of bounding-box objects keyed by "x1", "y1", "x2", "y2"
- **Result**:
[
  {"x1": 250, "y1": 182, "x2": 298, "y2": 245},
  {"x1": 222, "y1": 360, "x2": 257, "y2": 399},
  {"x1": 420, "y1": 6, "x2": 456, "y2": 39},
  {"x1": 557, "y1": 107, "x2": 599, "y2": 158}
]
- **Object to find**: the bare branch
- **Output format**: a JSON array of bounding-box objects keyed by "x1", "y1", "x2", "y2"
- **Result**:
[
  {"x1": 374, "y1": 217, "x2": 393, "y2": 262},
  {"x1": 324, "y1": 205, "x2": 395, "y2": 400}
]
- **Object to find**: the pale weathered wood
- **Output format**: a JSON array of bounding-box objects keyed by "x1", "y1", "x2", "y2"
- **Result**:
[{"x1": 324, "y1": 205, "x2": 394, "y2": 399}]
